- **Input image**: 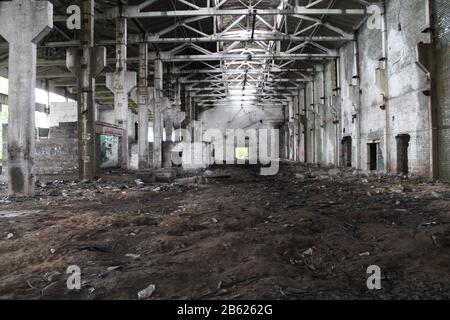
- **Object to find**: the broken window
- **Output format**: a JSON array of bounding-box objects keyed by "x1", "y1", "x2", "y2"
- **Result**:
[{"x1": 38, "y1": 128, "x2": 49, "y2": 139}]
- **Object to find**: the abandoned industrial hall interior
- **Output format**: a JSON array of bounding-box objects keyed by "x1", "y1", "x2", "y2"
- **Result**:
[{"x1": 0, "y1": 0, "x2": 448, "y2": 301}]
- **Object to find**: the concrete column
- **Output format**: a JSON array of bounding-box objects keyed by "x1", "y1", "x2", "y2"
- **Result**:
[
  {"x1": 296, "y1": 95, "x2": 300, "y2": 162},
  {"x1": 67, "y1": 0, "x2": 106, "y2": 182},
  {"x1": 302, "y1": 87, "x2": 308, "y2": 163},
  {"x1": 153, "y1": 58, "x2": 163, "y2": 169},
  {"x1": 185, "y1": 91, "x2": 192, "y2": 125},
  {"x1": 174, "y1": 81, "x2": 182, "y2": 142},
  {"x1": 0, "y1": 0, "x2": 53, "y2": 196},
  {"x1": 163, "y1": 97, "x2": 173, "y2": 142},
  {"x1": 106, "y1": 17, "x2": 136, "y2": 170},
  {"x1": 134, "y1": 42, "x2": 151, "y2": 170}
]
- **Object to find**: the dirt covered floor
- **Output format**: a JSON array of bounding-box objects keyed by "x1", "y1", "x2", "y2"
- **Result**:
[{"x1": 0, "y1": 163, "x2": 449, "y2": 300}]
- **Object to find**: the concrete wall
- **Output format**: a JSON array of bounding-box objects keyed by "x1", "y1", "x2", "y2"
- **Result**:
[
  {"x1": 98, "y1": 107, "x2": 139, "y2": 170},
  {"x1": 198, "y1": 103, "x2": 285, "y2": 164},
  {"x1": 300, "y1": 0, "x2": 434, "y2": 178},
  {"x1": 384, "y1": 0, "x2": 431, "y2": 176},
  {"x1": 49, "y1": 102, "x2": 77, "y2": 127},
  {"x1": 2, "y1": 104, "x2": 141, "y2": 175}
]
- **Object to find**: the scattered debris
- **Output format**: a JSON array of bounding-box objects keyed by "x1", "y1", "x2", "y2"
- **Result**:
[
  {"x1": 295, "y1": 173, "x2": 306, "y2": 180},
  {"x1": 359, "y1": 252, "x2": 371, "y2": 257},
  {"x1": 125, "y1": 253, "x2": 141, "y2": 260},
  {"x1": 328, "y1": 168, "x2": 341, "y2": 176},
  {"x1": 0, "y1": 164, "x2": 448, "y2": 299},
  {"x1": 107, "y1": 266, "x2": 123, "y2": 272},
  {"x1": 390, "y1": 185, "x2": 405, "y2": 194},
  {"x1": 174, "y1": 176, "x2": 201, "y2": 186},
  {"x1": 44, "y1": 271, "x2": 61, "y2": 282},
  {"x1": 138, "y1": 284, "x2": 156, "y2": 299}
]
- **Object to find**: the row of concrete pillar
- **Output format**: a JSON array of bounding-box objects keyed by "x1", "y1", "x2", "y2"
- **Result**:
[{"x1": 0, "y1": 0, "x2": 184, "y2": 196}]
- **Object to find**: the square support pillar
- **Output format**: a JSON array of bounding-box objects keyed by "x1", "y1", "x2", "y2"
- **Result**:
[
  {"x1": 130, "y1": 43, "x2": 154, "y2": 170},
  {"x1": 67, "y1": 0, "x2": 106, "y2": 182},
  {"x1": 105, "y1": 17, "x2": 136, "y2": 170},
  {"x1": 0, "y1": 0, "x2": 53, "y2": 196},
  {"x1": 153, "y1": 58, "x2": 163, "y2": 170}
]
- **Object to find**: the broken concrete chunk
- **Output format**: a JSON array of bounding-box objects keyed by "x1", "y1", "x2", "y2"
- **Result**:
[
  {"x1": 107, "y1": 266, "x2": 123, "y2": 272},
  {"x1": 44, "y1": 271, "x2": 62, "y2": 282},
  {"x1": 175, "y1": 176, "x2": 200, "y2": 186},
  {"x1": 125, "y1": 253, "x2": 141, "y2": 260},
  {"x1": 138, "y1": 284, "x2": 156, "y2": 299},
  {"x1": 431, "y1": 192, "x2": 442, "y2": 199}
]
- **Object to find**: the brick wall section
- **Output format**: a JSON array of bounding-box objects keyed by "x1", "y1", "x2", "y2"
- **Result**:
[{"x1": 3, "y1": 122, "x2": 78, "y2": 175}]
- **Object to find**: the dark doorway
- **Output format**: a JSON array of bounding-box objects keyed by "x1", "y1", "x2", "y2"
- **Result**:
[
  {"x1": 134, "y1": 122, "x2": 139, "y2": 142},
  {"x1": 341, "y1": 137, "x2": 352, "y2": 167},
  {"x1": 368, "y1": 143, "x2": 378, "y2": 171},
  {"x1": 396, "y1": 134, "x2": 410, "y2": 174}
]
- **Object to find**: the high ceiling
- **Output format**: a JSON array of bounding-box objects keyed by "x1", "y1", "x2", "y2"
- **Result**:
[{"x1": 0, "y1": 0, "x2": 378, "y2": 111}]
